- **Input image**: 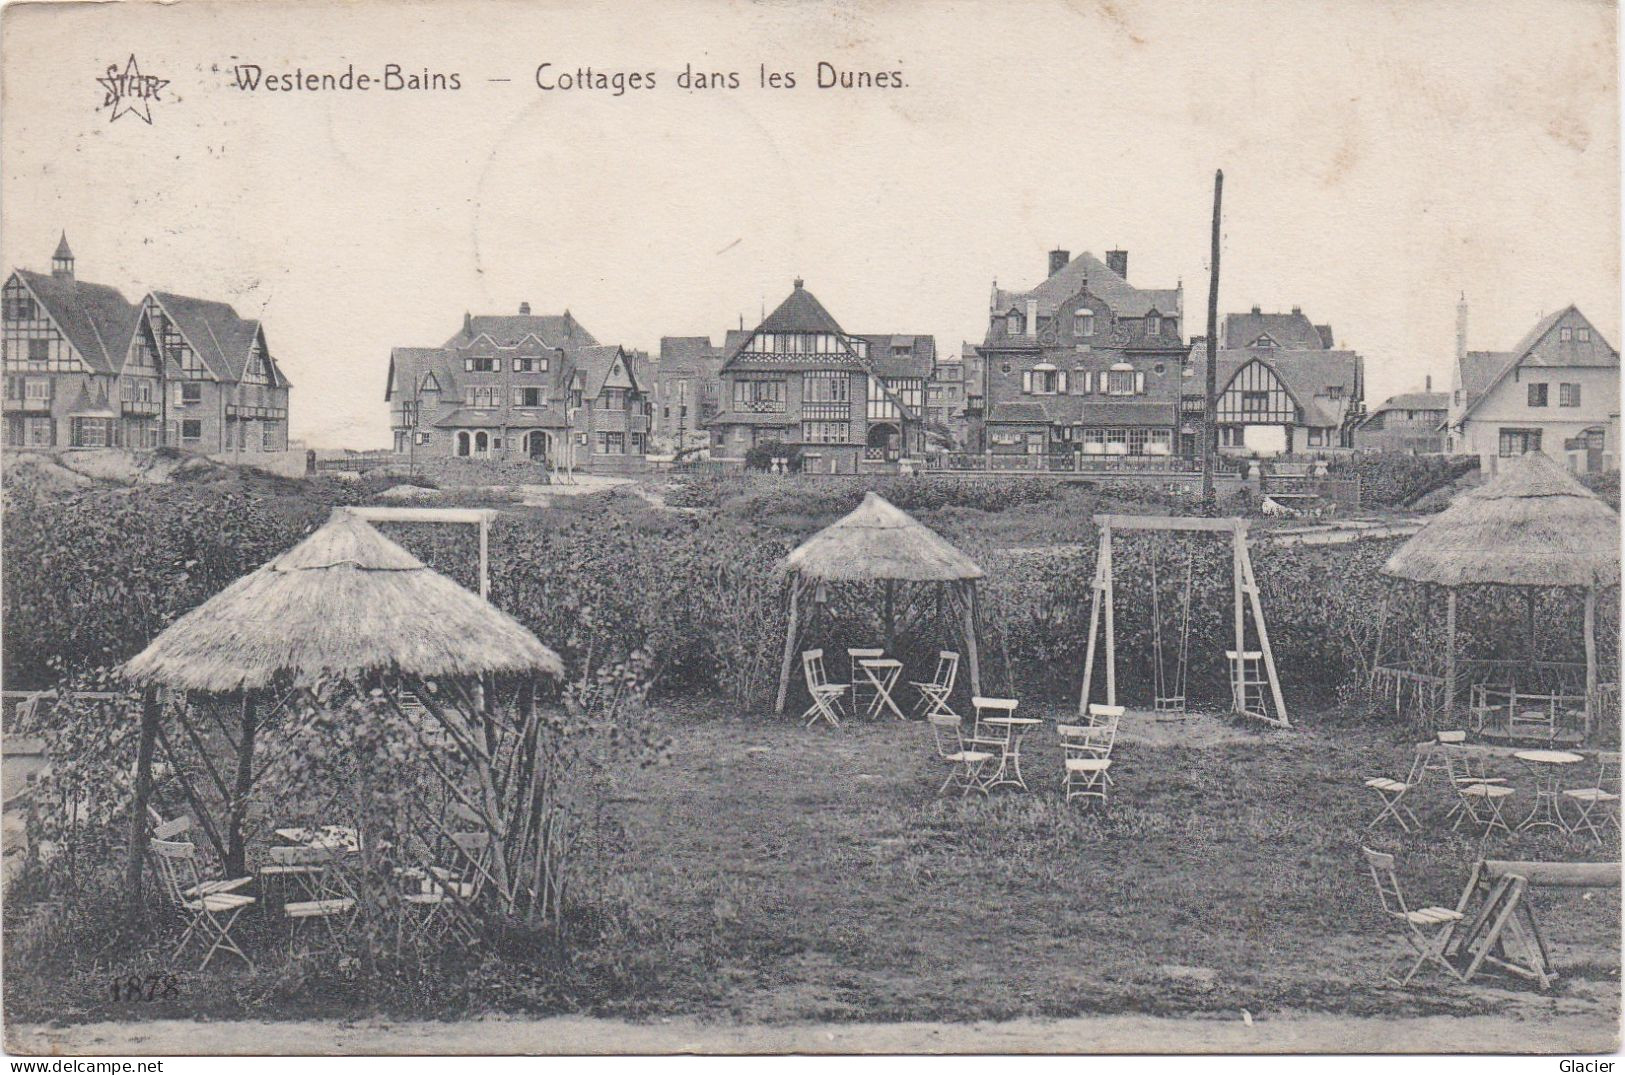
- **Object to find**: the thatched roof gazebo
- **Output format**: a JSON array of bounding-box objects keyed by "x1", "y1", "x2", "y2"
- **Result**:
[
  {"x1": 1373, "y1": 453, "x2": 1620, "y2": 737},
  {"x1": 121, "y1": 508, "x2": 563, "y2": 922},
  {"x1": 774, "y1": 492, "x2": 985, "y2": 713}
]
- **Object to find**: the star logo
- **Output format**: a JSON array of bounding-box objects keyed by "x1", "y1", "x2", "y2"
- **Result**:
[{"x1": 97, "y1": 55, "x2": 169, "y2": 124}]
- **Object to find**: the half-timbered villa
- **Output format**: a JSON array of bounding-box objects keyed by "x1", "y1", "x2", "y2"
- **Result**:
[
  {"x1": 2, "y1": 235, "x2": 290, "y2": 453},
  {"x1": 709, "y1": 279, "x2": 935, "y2": 472}
]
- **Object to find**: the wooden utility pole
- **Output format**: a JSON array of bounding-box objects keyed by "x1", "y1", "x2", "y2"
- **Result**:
[{"x1": 1202, "y1": 169, "x2": 1223, "y2": 511}]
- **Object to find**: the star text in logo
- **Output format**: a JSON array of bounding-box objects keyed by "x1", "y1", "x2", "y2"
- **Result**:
[{"x1": 97, "y1": 55, "x2": 169, "y2": 124}]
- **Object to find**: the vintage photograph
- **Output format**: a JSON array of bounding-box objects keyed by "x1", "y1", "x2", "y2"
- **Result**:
[{"x1": 0, "y1": 0, "x2": 1620, "y2": 1058}]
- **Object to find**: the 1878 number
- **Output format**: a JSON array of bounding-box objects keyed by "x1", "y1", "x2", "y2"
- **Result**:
[{"x1": 109, "y1": 973, "x2": 180, "y2": 1002}]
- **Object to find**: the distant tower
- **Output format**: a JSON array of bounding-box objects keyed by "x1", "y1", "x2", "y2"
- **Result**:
[
  {"x1": 1455, "y1": 292, "x2": 1468, "y2": 362},
  {"x1": 51, "y1": 233, "x2": 74, "y2": 281}
]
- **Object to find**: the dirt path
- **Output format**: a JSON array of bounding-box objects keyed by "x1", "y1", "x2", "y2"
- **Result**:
[{"x1": 9, "y1": 1010, "x2": 1619, "y2": 1056}]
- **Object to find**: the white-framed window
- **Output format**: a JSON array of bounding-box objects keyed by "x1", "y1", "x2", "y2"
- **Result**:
[
  {"x1": 1075, "y1": 309, "x2": 1094, "y2": 336},
  {"x1": 1527, "y1": 382, "x2": 1549, "y2": 407},
  {"x1": 1022, "y1": 366, "x2": 1065, "y2": 395},
  {"x1": 1146, "y1": 315, "x2": 1161, "y2": 337},
  {"x1": 596, "y1": 431, "x2": 625, "y2": 454},
  {"x1": 1560, "y1": 382, "x2": 1581, "y2": 407},
  {"x1": 1072, "y1": 369, "x2": 1092, "y2": 395},
  {"x1": 513, "y1": 356, "x2": 548, "y2": 372},
  {"x1": 801, "y1": 421, "x2": 848, "y2": 444},
  {"x1": 464, "y1": 386, "x2": 500, "y2": 408},
  {"x1": 514, "y1": 387, "x2": 547, "y2": 408},
  {"x1": 1499, "y1": 428, "x2": 1542, "y2": 457},
  {"x1": 177, "y1": 381, "x2": 203, "y2": 405},
  {"x1": 1307, "y1": 428, "x2": 1324, "y2": 447},
  {"x1": 1106, "y1": 368, "x2": 1144, "y2": 396},
  {"x1": 1560, "y1": 327, "x2": 1573, "y2": 341},
  {"x1": 732, "y1": 378, "x2": 786, "y2": 412},
  {"x1": 1577, "y1": 327, "x2": 1591, "y2": 342},
  {"x1": 23, "y1": 377, "x2": 49, "y2": 402},
  {"x1": 1006, "y1": 313, "x2": 1023, "y2": 336}
]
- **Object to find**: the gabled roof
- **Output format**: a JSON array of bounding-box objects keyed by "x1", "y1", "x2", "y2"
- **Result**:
[
  {"x1": 13, "y1": 269, "x2": 139, "y2": 374},
  {"x1": 445, "y1": 311, "x2": 597, "y2": 350},
  {"x1": 569, "y1": 344, "x2": 632, "y2": 399},
  {"x1": 150, "y1": 291, "x2": 281, "y2": 385},
  {"x1": 658, "y1": 336, "x2": 723, "y2": 373},
  {"x1": 1371, "y1": 391, "x2": 1449, "y2": 415},
  {"x1": 1456, "y1": 306, "x2": 1619, "y2": 424},
  {"x1": 1222, "y1": 309, "x2": 1329, "y2": 350},
  {"x1": 386, "y1": 347, "x2": 453, "y2": 401},
  {"x1": 861, "y1": 334, "x2": 936, "y2": 379},
  {"x1": 994, "y1": 251, "x2": 1180, "y2": 321},
  {"x1": 758, "y1": 280, "x2": 845, "y2": 335},
  {"x1": 1188, "y1": 345, "x2": 1361, "y2": 428}
]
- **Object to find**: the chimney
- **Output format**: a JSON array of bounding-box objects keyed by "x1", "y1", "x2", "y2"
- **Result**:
[
  {"x1": 794, "y1": 277, "x2": 804, "y2": 290},
  {"x1": 1291, "y1": 306, "x2": 1302, "y2": 315},
  {"x1": 519, "y1": 301, "x2": 531, "y2": 315},
  {"x1": 1251, "y1": 305, "x2": 1261, "y2": 315},
  {"x1": 1105, "y1": 249, "x2": 1128, "y2": 280},
  {"x1": 1425, "y1": 375, "x2": 1433, "y2": 391},
  {"x1": 1456, "y1": 292, "x2": 1468, "y2": 363},
  {"x1": 1048, "y1": 249, "x2": 1070, "y2": 277},
  {"x1": 1025, "y1": 298, "x2": 1038, "y2": 336},
  {"x1": 463, "y1": 311, "x2": 473, "y2": 338}
]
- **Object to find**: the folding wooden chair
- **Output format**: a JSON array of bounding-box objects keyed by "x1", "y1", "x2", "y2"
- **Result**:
[
  {"x1": 149, "y1": 837, "x2": 256, "y2": 970},
  {"x1": 403, "y1": 831, "x2": 490, "y2": 945},
  {"x1": 800, "y1": 649, "x2": 848, "y2": 728},
  {"x1": 926, "y1": 712, "x2": 991, "y2": 796},
  {"x1": 847, "y1": 647, "x2": 884, "y2": 715},
  {"x1": 1364, "y1": 753, "x2": 1425, "y2": 832},
  {"x1": 1361, "y1": 846, "x2": 1465, "y2": 987},
  {"x1": 1063, "y1": 758, "x2": 1112, "y2": 807},
  {"x1": 909, "y1": 651, "x2": 960, "y2": 720},
  {"x1": 1563, "y1": 752, "x2": 1620, "y2": 842},
  {"x1": 1439, "y1": 747, "x2": 1512, "y2": 835},
  {"x1": 1062, "y1": 713, "x2": 1119, "y2": 785},
  {"x1": 1085, "y1": 702, "x2": 1125, "y2": 727}
]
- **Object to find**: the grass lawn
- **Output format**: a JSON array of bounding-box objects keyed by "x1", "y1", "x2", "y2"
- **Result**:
[{"x1": 582, "y1": 703, "x2": 1620, "y2": 1025}]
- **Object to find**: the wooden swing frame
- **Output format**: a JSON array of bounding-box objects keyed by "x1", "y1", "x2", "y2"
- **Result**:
[{"x1": 1078, "y1": 514, "x2": 1289, "y2": 727}]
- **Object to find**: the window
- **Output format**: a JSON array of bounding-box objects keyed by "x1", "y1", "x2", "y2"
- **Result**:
[
  {"x1": 1107, "y1": 368, "x2": 1144, "y2": 396},
  {"x1": 803, "y1": 372, "x2": 850, "y2": 403},
  {"x1": 1326, "y1": 385, "x2": 1344, "y2": 400},
  {"x1": 513, "y1": 356, "x2": 548, "y2": 372},
  {"x1": 602, "y1": 388, "x2": 628, "y2": 411},
  {"x1": 419, "y1": 373, "x2": 440, "y2": 392},
  {"x1": 464, "y1": 355, "x2": 497, "y2": 373},
  {"x1": 457, "y1": 431, "x2": 471, "y2": 456},
  {"x1": 464, "y1": 386, "x2": 500, "y2": 408},
  {"x1": 801, "y1": 421, "x2": 849, "y2": 444},
  {"x1": 596, "y1": 431, "x2": 625, "y2": 454},
  {"x1": 1128, "y1": 428, "x2": 1149, "y2": 455},
  {"x1": 1577, "y1": 327, "x2": 1591, "y2": 342},
  {"x1": 514, "y1": 387, "x2": 547, "y2": 407},
  {"x1": 178, "y1": 382, "x2": 203, "y2": 405},
  {"x1": 1072, "y1": 369, "x2": 1091, "y2": 395},
  {"x1": 1560, "y1": 382, "x2": 1582, "y2": 407},
  {"x1": 1307, "y1": 429, "x2": 1324, "y2": 447},
  {"x1": 71, "y1": 417, "x2": 111, "y2": 448},
  {"x1": 1498, "y1": 428, "x2": 1542, "y2": 456},
  {"x1": 474, "y1": 431, "x2": 489, "y2": 453},
  {"x1": 1022, "y1": 367, "x2": 1064, "y2": 395},
  {"x1": 1075, "y1": 309, "x2": 1094, "y2": 336},
  {"x1": 27, "y1": 338, "x2": 48, "y2": 363},
  {"x1": 23, "y1": 378, "x2": 49, "y2": 402},
  {"x1": 1527, "y1": 383, "x2": 1549, "y2": 407},
  {"x1": 180, "y1": 419, "x2": 202, "y2": 442},
  {"x1": 1560, "y1": 327, "x2": 1573, "y2": 341},
  {"x1": 732, "y1": 378, "x2": 785, "y2": 412},
  {"x1": 262, "y1": 424, "x2": 276, "y2": 451},
  {"x1": 25, "y1": 416, "x2": 52, "y2": 446},
  {"x1": 4, "y1": 291, "x2": 35, "y2": 321},
  {"x1": 1006, "y1": 313, "x2": 1023, "y2": 336},
  {"x1": 1146, "y1": 315, "x2": 1160, "y2": 337},
  {"x1": 1241, "y1": 391, "x2": 1269, "y2": 414}
]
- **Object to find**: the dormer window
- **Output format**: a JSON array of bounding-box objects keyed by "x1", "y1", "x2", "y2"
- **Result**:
[
  {"x1": 1251, "y1": 334, "x2": 1277, "y2": 349},
  {"x1": 1007, "y1": 313, "x2": 1023, "y2": 336},
  {"x1": 1146, "y1": 314, "x2": 1161, "y2": 337},
  {"x1": 1075, "y1": 309, "x2": 1094, "y2": 337}
]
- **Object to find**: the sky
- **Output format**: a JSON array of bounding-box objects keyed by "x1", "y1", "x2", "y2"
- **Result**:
[{"x1": 2, "y1": 0, "x2": 1618, "y2": 448}]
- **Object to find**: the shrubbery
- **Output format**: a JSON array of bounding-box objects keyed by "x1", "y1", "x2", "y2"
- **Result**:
[{"x1": 1328, "y1": 454, "x2": 1479, "y2": 508}]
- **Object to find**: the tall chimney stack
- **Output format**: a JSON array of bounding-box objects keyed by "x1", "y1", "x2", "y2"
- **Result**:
[
  {"x1": 1456, "y1": 292, "x2": 1468, "y2": 363},
  {"x1": 1105, "y1": 249, "x2": 1128, "y2": 280},
  {"x1": 519, "y1": 301, "x2": 531, "y2": 315},
  {"x1": 1425, "y1": 375, "x2": 1433, "y2": 391},
  {"x1": 1025, "y1": 298, "x2": 1038, "y2": 336},
  {"x1": 1048, "y1": 249, "x2": 1070, "y2": 277}
]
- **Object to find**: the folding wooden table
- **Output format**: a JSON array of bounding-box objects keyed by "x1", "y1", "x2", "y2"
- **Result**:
[{"x1": 1446, "y1": 859, "x2": 1620, "y2": 989}]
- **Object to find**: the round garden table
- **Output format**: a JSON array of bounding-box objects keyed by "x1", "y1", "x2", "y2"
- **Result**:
[
  {"x1": 979, "y1": 716, "x2": 1042, "y2": 792},
  {"x1": 1513, "y1": 750, "x2": 1585, "y2": 832}
]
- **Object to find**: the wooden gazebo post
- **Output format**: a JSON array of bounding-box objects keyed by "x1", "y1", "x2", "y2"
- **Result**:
[
  {"x1": 1583, "y1": 584, "x2": 1597, "y2": 738},
  {"x1": 124, "y1": 687, "x2": 163, "y2": 915},
  {"x1": 775, "y1": 575, "x2": 804, "y2": 716},
  {"x1": 1443, "y1": 586, "x2": 1458, "y2": 719}
]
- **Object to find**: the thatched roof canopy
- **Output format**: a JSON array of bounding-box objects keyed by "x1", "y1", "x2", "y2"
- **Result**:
[
  {"x1": 1383, "y1": 452, "x2": 1621, "y2": 589},
  {"x1": 783, "y1": 492, "x2": 984, "y2": 583},
  {"x1": 123, "y1": 510, "x2": 563, "y2": 692}
]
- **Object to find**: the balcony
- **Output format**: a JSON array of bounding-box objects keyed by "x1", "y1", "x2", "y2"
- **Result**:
[
  {"x1": 122, "y1": 398, "x2": 160, "y2": 416},
  {"x1": 7, "y1": 396, "x2": 51, "y2": 413},
  {"x1": 225, "y1": 404, "x2": 288, "y2": 420}
]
